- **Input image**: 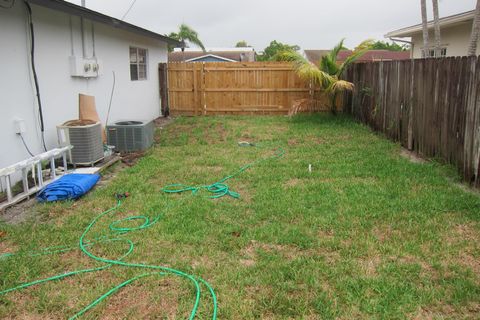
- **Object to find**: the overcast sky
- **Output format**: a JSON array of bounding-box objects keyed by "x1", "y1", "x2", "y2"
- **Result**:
[{"x1": 67, "y1": 0, "x2": 476, "y2": 51}]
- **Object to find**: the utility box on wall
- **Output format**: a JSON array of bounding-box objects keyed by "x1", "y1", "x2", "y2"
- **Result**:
[
  {"x1": 107, "y1": 120, "x2": 154, "y2": 152},
  {"x1": 69, "y1": 56, "x2": 102, "y2": 78}
]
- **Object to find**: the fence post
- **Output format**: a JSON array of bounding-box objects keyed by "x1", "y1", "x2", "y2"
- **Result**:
[
  {"x1": 200, "y1": 62, "x2": 206, "y2": 115},
  {"x1": 407, "y1": 59, "x2": 415, "y2": 150},
  {"x1": 159, "y1": 63, "x2": 169, "y2": 117},
  {"x1": 474, "y1": 61, "x2": 480, "y2": 187},
  {"x1": 193, "y1": 63, "x2": 198, "y2": 116},
  {"x1": 464, "y1": 56, "x2": 478, "y2": 183}
]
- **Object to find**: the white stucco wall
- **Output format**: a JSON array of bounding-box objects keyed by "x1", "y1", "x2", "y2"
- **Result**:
[
  {"x1": 0, "y1": 2, "x2": 167, "y2": 173},
  {"x1": 410, "y1": 22, "x2": 480, "y2": 58}
]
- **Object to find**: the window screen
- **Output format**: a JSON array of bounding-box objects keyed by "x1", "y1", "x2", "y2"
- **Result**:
[{"x1": 130, "y1": 47, "x2": 147, "y2": 80}]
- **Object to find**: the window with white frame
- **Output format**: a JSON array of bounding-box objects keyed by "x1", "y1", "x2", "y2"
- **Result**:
[
  {"x1": 423, "y1": 47, "x2": 447, "y2": 58},
  {"x1": 130, "y1": 47, "x2": 148, "y2": 80},
  {"x1": 428, "y1": 48, "x2": 447, "y2": 57}
]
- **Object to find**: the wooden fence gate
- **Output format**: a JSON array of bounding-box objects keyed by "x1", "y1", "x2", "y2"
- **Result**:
[{"x1": 162, "y1": 62, "x2": 331, "y2": 115}]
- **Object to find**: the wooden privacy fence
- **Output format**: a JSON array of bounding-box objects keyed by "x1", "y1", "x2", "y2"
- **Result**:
[
  {"x1": 344, "y1": 56, "x2": 480, "y2": 187},
  {"x1": 162, "y1": 62, "x2": 332, "y2": 115}
]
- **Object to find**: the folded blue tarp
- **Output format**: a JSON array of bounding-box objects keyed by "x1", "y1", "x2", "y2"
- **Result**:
[{"x1": 37, "y1": 173, "x2": 100, "y2": 202}]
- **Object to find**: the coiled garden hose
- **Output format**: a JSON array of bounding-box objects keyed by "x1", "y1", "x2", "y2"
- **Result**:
[{"x1": 162, "y1": 146, "x2": 284, "y2": 198}]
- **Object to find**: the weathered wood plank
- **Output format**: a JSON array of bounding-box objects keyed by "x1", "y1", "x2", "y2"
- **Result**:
[
  {"x1": 345, "y1": 56, "x2": 480, "y2": 187},
  {"x1": 166, "y1": 61, "x2": 329, "y2": 116}
]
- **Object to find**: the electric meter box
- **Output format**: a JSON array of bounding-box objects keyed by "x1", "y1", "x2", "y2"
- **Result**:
[{"x1": 69, "y1": 56, "x2": 102, "y2": 78}]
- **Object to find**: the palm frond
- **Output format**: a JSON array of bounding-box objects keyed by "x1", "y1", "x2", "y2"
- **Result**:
[
  {"x1": 272, "y1": 50, "x2": 301, "y2": 62},
  {"x1": 327, "y1": 79, "x2": 355, "y2": 94},
  {"x1": 274, "y1": 50, "x2": 334, "y2": 87},
  {"x1": 329, "y1": 38, "x2": 345, "y2": 64},
  {"x1": 319, "y1": 55, "x2": 339, "y2": 75},
  {"x1": 168, "y1": 32, "x2": 179, "y2": 40},
  {"x1": 296, "y1": 63, "x2": 334, "y2": 87},
  {"x1": 178, "y1": 23, "x2": 206, "y2": 52},
  {"x1": 354, "y1": 39, "x2": 375, "y2": 52},
  {"x1": 337, "y1": 39, "x2": 374, "y2": 76}
]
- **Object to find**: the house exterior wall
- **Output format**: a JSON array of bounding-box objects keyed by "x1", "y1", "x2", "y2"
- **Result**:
[
  {"x1": 0, "y1": 2, "x2": 167, "y2": 174},
  {"x1": 410, "y1": 22, "x2": 480, "y2": 58}
]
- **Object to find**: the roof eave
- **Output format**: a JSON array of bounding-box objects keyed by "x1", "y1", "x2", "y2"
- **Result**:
[
  {"x1": 385, "y1": 9, "x2": 475, "y2": 38},
  {"x1": 27, "y1": 0, "x2": 183, "y2": 47}
]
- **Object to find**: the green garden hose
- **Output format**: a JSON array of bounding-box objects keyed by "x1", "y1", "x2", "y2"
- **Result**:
[
  {"x1": 0, "y1": 144, "x2": 284, "y2": 319},
  {"x1": 162, "y1": 147, "x2": 284, "y2": 199}
]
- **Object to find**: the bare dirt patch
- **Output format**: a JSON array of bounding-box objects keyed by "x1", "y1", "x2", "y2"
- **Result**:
[
  {"x1": 373, "y1": 224, "x2": 402, "y2": 243},
  {"x1": 0, "y1": 239, "x2": 18, "y2": 256},
  {"x1": 284, "y1": 178, "x2": 302, "y2": 188},
  {"x1": 335, "y1": 134, "x2": 354, "y2": 141},
  {"x1": 100, "y1": 277, "x2": 181, "y2": 320},
  {"x1": 240, "y1": 131, "x2": 253, "y2": 140},
  {"x1": 0, "y1": 291, "x2": 65, "y2": 320},
  {"x1": 319, "y1": 250, "x2": 341, "y2": 264},
  {"x1": 120, "y1": 151, "x2": 145, "y2": 167},
  {"x1": 358, "y1": 255, "x2": 382, "y2": 277},
  {"x1": 451, "y1": 180, "x2": 480, "y2": 196},
  {"x1": 451, "y1": 223, "x2": 480, "y2": 243},
  {"x1": 153, "y1": 116, "x2": 174, "y2": 129},
  {"x1": 317, "y1": 228, "x2": 335, "y2": 241},
  {"x1": 288, "y1": 138, "x2": 299, "y2": 146},
  {"x1": 304, "y1": 135, "x2": 325, "y2": 145},
  {"x1": 95, "y1": 161, "x2": 128, "y2": 188},
  {"x1": 239, "y1": 258, "x2": 255, "y2": 267},
  {"x1": 245, "y1": 284, "x2": 275, "y2": 304},
  {"x1": 241, "y1": 240, "x2": 308, "y2": 264},
  {"x1": 216, "y1": 123, "x2": 228, "y2": 142},
  {"x1": 458, "y1": 252, "x2": 480, "y2": 275},
  {"x1": 442, "y1": 223, "x2": 480, "y2": 275},
  {"x1": 4, "y1": 313, "x2": 51, "y2": 320},
  {"x1": 1, "y1": 198, "x2": 39, "y2": 225},
  {"x1": 232, "y1": 183, "x2": 252, "y2": 203},
  {"x1": 191, "y1": 254, "x2": 217, "y2": 270},
  {"x1": 411, "y1": 302, "x2": 480, "y2": 319},
  {"x1": 400, "y1": 149, "x2": 427, "y2": 164}
]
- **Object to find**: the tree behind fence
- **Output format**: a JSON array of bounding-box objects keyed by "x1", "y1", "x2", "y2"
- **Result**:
[{"x1": 344, "y1": 56, "x2": 480, "y2": 187}]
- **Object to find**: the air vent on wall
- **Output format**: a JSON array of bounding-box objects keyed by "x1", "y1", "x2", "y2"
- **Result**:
[{"x1": 107, "y1": 120, "x2": 154, "y2": 152}]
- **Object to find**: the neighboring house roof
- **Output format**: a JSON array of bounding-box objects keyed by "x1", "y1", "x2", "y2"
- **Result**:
[
  {"x1": 28, "y1": 0, "x2": 182, "y2": 46},
  {"x1": 169, "y1": 50, "x2": 256, "y2": 62},
  {"x1": 385, "y1": 10, "x2": 475, "y2": 38},
  {"x1": 185, "y1": 54, "x2": 237, "y2": 62},
  {"x1": 176, "y1": 47, "x2": 255, "y2": 52},
  {"x1": 304, "y1": 50, "x2": 410, "y2": 64},
  {"x1": 337, "y1": 50, "x2": 411, "y2": 62}
]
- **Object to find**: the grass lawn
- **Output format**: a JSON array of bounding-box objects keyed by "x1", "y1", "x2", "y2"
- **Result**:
[{"x1": 1, "y1": 114, "x2": 479, "y2": 319}]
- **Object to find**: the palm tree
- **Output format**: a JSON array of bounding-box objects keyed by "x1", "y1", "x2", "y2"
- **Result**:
[
  {"x1": 420, "y1": 0, "x2": 430, "y2": 57},
  {"x1": 275, "y1": 39, "x2": 374, "y2": 114},
  {"x1": 168, "y1": 24, "x2": 206, "y2": 59},
  {"x1": 432, "y1": 0, "x2": 441, "y2": 57},
  {"x1": 468, "y1": 0, "x2": 480, "y2": 56}
]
